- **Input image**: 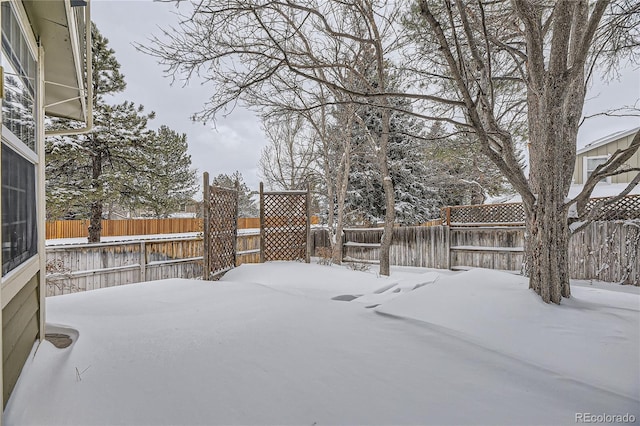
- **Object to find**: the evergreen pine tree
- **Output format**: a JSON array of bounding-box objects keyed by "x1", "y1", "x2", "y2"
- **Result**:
[
  {"x1": 46, "y1": 24, "x2": 180, "y2": 241},
  {"x1": 211, "y1": 171, "x2": 258, "y2": 217},
  {"x1": 131, "y1": 126, "x2": 197, "y2": 217},
  {"x1": 346, "y1": 90, "x2": 441, "y2": 225}
]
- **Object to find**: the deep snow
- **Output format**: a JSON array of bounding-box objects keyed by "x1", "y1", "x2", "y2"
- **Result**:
[{"x1": 4, "y1": 262, "x2": 639, "y2": 425}]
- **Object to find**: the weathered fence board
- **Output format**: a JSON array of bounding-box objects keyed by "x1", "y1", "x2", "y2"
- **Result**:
[
  {"x1": 317, "y1": 222, "x2": 639, "y2": 284},
  {"x1": 236, "y1": 232, "x2": 260, "y2": 265},
  {"x1": 569, "y1": 221, "x2": 640, "y2": 283},
  {"x1": 317, "y1": 226, "x2": 450, "y2": 269},
  {"x1": 47, "y1": 221, "x2": 639, "y2": 295},
  {"x1": 46, "y1": 233, "x2": 260, "y2": 296}
]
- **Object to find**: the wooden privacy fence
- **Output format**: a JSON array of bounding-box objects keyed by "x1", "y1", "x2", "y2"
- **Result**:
[
  {"x1": 45, "y1": 232, "x2": 261, "y2": 296},
  {"x1": 46, "y1": 217, "x2": 320, "y2": 239},
  {"x1": 202, "y1": 173, "x2": 238, "y2": 280},
  {"x1": 260, "y1": 183, "x2": 311, "y2": 263},
  {"x1": 441, "y1": 194, "x2": 640, "y2": 226},
  {"x1": 46, "y1": 218, "x2": 203, "y2": 239},
  {"x1": 45, "y1": 236, "x2": 204, "y2": 296},
  {"x1": 312, "y1": 221, "x2": 639, "y2": 284},
  {"x1": 339, "y1": 227, "x2": 450, "y2": 269}
]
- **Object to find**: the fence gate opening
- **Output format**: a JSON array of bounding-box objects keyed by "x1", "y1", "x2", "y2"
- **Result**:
[
  {"x1": 203, "y1": 172, "x2": 239, "y2": 280},
  {"x1": 260, "y1": 183, "x2": 310, "y2": 263}
]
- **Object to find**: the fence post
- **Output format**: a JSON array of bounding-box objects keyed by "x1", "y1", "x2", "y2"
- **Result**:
[
  {"x1": 446, "y1": 207, "x2": 451, "y2": 227},
  {"x1": 140, "y1": 241, "x2": 146, "y2": 282},
  {"x1": 259, "y1": 182, "x2": 265, "y2": 263},
  {"x1": 234, "y1": 179, "x2": 240, "y2": 267},
  {"x1": 203, "y1": 172, "x2": 211, "y2": 280},
  {"x1": 305, "y1": 182, "x2": 311, "y2": 263}
]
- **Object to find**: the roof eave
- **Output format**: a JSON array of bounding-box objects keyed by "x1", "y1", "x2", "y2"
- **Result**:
[
  {"x1": 22, "y1": 0, "x2": 88, "y2": 121},
  {"x1": 577, "y1": 126, "x2": 640, "y2": 155}
]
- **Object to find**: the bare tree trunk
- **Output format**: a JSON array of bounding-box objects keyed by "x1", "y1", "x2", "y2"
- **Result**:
[
  {"x1": 518, "y1": 0, "x2": 597, "y2": 302},
  {"x1": 333, "y1": 147, "x2": 351, "y2": 264},
  {"x1": 88, "y1": 149, "x2": 102, "y2": 243},
  {"x1": 378, "y1": 109, "x2": 394, "y2": 276},
  {"x1": 525, "y1": 204, "x2": 571, "y2": 304}
]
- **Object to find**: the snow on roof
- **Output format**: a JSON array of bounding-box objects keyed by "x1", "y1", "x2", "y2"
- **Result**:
[{"x1": 577, "y1": 126, "x2": 640, "y2": 155}]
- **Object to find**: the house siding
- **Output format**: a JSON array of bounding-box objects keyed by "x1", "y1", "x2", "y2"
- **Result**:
[
  {"x1": 2, "y1": 273, "x2": 39, "y2": 405},
  {"x1": 574, "y1": 132, "x2": 639, "y2": 184}
]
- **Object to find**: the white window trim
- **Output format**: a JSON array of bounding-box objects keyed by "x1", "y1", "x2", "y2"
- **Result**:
[
  {"x1": 583, "y1": 155, "x2": 612, "y2": 184},
  {"x1": 2, "y1": 0, "x2": 40, "y2": 161},
  {"x1": 0, "y1": 255, "x2": 38, "y2": 308},
  {"x1": 6, "y1": 0, "x2": 39, "y2": 59},
  {"x1": 1, "y1": 130, "x2": 38, "y2": 164},
  {"x1": 0, "y1": 0, "x2": 43, "y2": 290}
]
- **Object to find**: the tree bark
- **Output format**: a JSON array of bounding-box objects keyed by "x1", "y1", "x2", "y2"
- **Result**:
[
  {"x1": 88, "y1": 147, "x2": 103, "y2": 243},
  {"x1": 378, "y1": 109, "x2": 394, "y2": 276},
  {"x1": 333, "y1": 147, "x2": 351, "y2": 264},
  {"x1": 516, "y1": 0, "x2": 601, "y2": 302}
]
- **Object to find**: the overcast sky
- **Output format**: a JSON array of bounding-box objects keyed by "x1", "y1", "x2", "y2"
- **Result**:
[
  {"x1": 92, "y1": 0, "x2": 639, "y2": 195},
  {"x1": 92, "y1": 0, "x2": 267, "y2": 195}
]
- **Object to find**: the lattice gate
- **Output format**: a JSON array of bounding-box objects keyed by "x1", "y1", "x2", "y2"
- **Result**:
[
  {"x1": 203, "y1": 172, "x2": 239, "y2": 280},
  {"x1": 259, "y1": 183, "x2": 310, "y2": 263}
]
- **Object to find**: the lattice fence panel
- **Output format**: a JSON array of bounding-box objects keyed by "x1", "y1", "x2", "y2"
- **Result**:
[
  {"x1": 440, "y1": 194, "x2": 640, "y2": 226},
  {"x1": 261, "y1": 187, "x2": 310, "y2": 262},
  {"x1": 445, "y1": 202, "x2": 525, "y2": 226},
  {"x1": 203, "y1": 177, "x2": 238, "y2": 279},
  {"x1": 585, "y1": 194, "x2": 640, "y2": 220}
]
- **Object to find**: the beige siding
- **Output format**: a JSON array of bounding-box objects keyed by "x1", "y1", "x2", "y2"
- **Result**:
[
  {"x1": 2, "y1": 273, "x2": 39, "y2": 405},
  {"x1": 574, "y1": 132, "x2": 639, "y2": 184}
]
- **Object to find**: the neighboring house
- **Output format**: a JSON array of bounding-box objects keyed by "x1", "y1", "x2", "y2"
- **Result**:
[
  {"x1": 0, "y1": 0, "x2": 90, "y2": 410},
  {"x1": 574, "y1": 127, "x2": 640, "y2": 185}
]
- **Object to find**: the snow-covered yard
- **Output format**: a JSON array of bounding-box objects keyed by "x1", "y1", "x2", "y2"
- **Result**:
[{"x1": 4, "y1": 262, "x2": 639, "y2": 425}]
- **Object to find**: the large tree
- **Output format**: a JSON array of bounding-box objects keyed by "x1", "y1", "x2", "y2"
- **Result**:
[
  {"x1": 412, "y1": 0, "x2": 639, "y2": 302},
  {"x1": 47, "y1": 25, "x2": 156, "y2": 242},
  {"x1": 133, "y1": 125, "x2": 198, "y2": 218},
  {"x1": 347, "y1": 92, "x2": 440, "y2": 225},
  {"x1": 142, "y1": 0, "x2": 639, "y2": 295}
]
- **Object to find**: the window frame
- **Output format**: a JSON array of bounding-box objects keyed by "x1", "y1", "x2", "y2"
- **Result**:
[
  {"x1": 1, "y1": 0, "x2": 38, "y2": 155},
  {"x1": 583, "y1": 155, "x2": 612, "y2": 184},
  {"x1": 1, "y1": 142, "x2": 38, "y2": 277},
  {"x1": 0, "y1": 0, "x2": 41, "y2": 281}
]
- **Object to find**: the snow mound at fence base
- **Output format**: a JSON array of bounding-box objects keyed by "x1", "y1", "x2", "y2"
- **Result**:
[{"x1": 375, "y1": 268, "x2": 640, "y2": 400}]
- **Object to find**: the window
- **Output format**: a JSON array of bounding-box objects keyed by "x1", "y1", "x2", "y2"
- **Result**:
[
  {"x1": 1, "y1": 1, "x2": 39, "y2": 276},
  {"x1": 584, "y1": 156, "x2": 611, "y2": 183},
  {"x1": 1, "y1": 1, "x2": 37, "y2": 153},
  {"x1": 2, "y1": 143, "x2": 37, "y2": 276}
]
